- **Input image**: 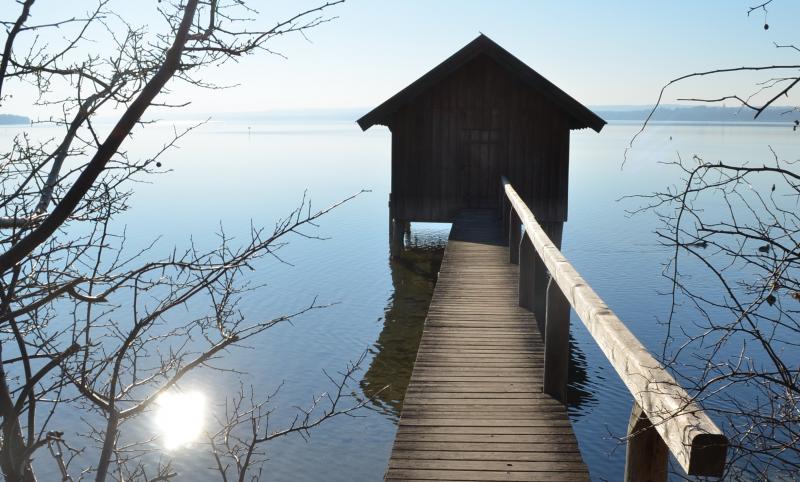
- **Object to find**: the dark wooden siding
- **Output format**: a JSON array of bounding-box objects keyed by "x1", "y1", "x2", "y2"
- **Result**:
[{"x1": 388, "y1": 54, "x2": 571, "y2": 223}]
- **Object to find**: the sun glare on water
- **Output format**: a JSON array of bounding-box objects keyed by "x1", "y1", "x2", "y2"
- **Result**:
[{"x1": 154, "y1": 391, "x2": 206, "y2": 450}]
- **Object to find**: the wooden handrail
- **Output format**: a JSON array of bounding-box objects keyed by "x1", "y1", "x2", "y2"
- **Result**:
[{"x1": 500, "y1": 176, "x2": 727, "y2": 478}]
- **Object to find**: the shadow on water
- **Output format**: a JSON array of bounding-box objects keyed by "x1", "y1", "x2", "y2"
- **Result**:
[
  {"x1": 360, "y1": 226, "x2": 448, "y2": 420},
  {"x1": 566, "y1": 334, "x2": 596, "y2": 414}
]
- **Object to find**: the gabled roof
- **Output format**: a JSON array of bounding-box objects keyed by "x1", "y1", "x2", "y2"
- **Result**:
[{"x1": 357, "y1": 34, "x2": 605, "y2": 133}]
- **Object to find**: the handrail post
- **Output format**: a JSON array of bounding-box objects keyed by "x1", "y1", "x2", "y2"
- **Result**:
[
  {"x1": 509, "y1": 208, "x2": 521, "y2": 264},
  {"x1": 502, "y1": 199, "x2": 510, "y2": 244},
  {"x1": 500, "y1": 178, "x2": 509, "y2": 238},
  {"x1": 535, "y1": 222, "x2": 562, "y2": 333},
  {"x1": 499, "y1": 184, "x2": 507, "y2": 227},
  {"x1": 532, "y1": 249, "x2": 548, "y2": 332},
  {"x1": 625, "y1": 402, "x2": 668, "y2": 482},
  {"x1": 543, "y1": 275, "x2": 570, "y2": 401},
  {"x1": 542, "y1": 221, "x2": 568, "y2": 400},
  {"x1": 518, "y1": 232, "x2": 534, "y2": 309}
]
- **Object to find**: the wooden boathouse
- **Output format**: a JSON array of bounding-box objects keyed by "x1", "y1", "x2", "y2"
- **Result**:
[
  {"x1": 357, "y1": 34, "x2": 605, "y2": 254},
  {"x1": 359, "y1": 35, "x2": 728, "y2": 481}
]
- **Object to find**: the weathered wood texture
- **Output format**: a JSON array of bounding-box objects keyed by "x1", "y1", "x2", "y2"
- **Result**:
[
  {"x1": 625, "y1": 403, "x2": 668, "y2": 482},
  {"x1": 384, "y1": 210, "x2": 589, "y2": 482},
  {"x1": 543, "y1": 276, "x2": 570, "y2": 403},
  {"x1": 388, "y1": 54, "x2": 572, "y2": 224},
  {"x1": 501, "y1": 177, "x2": 728, "y2": 477}
]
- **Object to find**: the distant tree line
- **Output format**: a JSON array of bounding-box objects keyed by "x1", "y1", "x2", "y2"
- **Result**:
[
  {"x1": 599, "y1": 105, "x2": 798, "y2": 123},
  {"x1": 0, "y1": 114, "x2": 29, "y2": 125}
]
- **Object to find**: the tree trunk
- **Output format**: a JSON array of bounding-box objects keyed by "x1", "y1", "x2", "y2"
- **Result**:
[{"x1": 94, "y1": 412, "x2": 119, "y2": 482}]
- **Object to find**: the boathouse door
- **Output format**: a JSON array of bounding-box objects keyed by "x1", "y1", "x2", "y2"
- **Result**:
[{"x1": 461, "y1": 128, "x2": 504, "y2": 209}]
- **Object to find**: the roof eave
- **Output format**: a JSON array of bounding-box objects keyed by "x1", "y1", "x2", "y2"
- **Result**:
[
  {"x1": 579, "y1": 115, "x2": 606, "y2": 133},
  {"x1": 357, "y1": 34, "x2": 606, "y2": 133},
  {"x1": 357, "y1": 111, "x2": 380, "y2": 131}
]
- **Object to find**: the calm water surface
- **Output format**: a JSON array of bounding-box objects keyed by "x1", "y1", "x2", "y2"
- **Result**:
[{"x1": 1, "y1": 120, "x2": 795, "y2": 481}]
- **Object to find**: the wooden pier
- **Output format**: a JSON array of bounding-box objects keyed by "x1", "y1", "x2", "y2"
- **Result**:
[
  {"x1": 360, "y1": 35, "x2": 727, "y2": 481},
  {"x1": 384, "y1": 210, "x2": 588, "y2": 481},
  {"x1": 382, "y1": 179, "x2": 728, "y2": 481}
]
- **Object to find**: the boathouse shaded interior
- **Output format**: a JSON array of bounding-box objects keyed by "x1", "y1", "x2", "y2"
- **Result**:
[{"x1": 358, "y1": 34, "x2": 605, "y2": 227}]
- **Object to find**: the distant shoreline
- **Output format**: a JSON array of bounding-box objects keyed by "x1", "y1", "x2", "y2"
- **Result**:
[
  {"x1": 0, "y1": 114, "x2": 30, "y2": 125},
  {"x1": 2, "y1": 105, "x2": 795, "y2": 128},
  {"x1": 193, "y1": 105, "x2": 799, "y2": 126},
  {"x1": 603, "y1": 119, "x2": 795, "y2": 128},
  {"x1": 593, "y1": 105, "x2": 796, "y2": 124}
]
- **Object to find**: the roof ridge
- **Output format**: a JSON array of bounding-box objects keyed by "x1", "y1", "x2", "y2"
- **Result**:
[{"x1": 357, "y1": 35, "x2": 605, "y2": 132}]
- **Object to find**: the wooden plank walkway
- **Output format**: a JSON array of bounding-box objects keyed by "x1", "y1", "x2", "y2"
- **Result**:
[{"x1": 384, "y1": 210, "x2": 589, "y2": 482}]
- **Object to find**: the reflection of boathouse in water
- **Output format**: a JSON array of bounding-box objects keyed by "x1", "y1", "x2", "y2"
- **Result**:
[{"x1": 360, "y1": 235, "x2": 445, "y2": 417}]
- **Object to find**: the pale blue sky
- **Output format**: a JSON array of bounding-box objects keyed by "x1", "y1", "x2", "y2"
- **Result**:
[{"x1": 4, "y1": 0, "x2": 800, "y2": 115}]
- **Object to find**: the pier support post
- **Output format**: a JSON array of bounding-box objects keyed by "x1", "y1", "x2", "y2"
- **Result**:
[
  {"x1": 388, "y1": 193, "x2": 407, "y2": 258},
  {"x1": 390, "y1": 219, "x2": 407, "y2": 257},
  {"x1": 509, "y1": 208, "x2": 521, "y2": 264},
  {"x1": 625, "y1": 402, "x2": 668, "y2": 482}
]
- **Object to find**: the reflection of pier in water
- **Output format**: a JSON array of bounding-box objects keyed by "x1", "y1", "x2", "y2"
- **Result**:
[
  {"x1": 361, "y1": 228, "x2": 446, "y2": 419},
  {"x1": 360, "y1": 225, "x2": 594, "y2": 421}
]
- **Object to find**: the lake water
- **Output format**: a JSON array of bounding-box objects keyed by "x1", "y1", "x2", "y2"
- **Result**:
[{"x1": 0, "y1": 119, "x2": 796, "y2": 481}]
